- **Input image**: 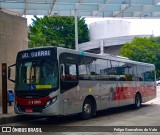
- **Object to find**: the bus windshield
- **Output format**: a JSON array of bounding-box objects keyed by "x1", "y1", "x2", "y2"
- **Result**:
[{"x1": 15, "y1": 59, "x2": 58, "y2": 91}]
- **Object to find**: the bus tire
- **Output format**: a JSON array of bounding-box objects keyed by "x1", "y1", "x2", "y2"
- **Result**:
[
  {"x1": 82, "y1": 99, "x2": 93, "y2": 120},
  {"x1": 134, "y1": 93, "x2": 141, "y2": 109}
]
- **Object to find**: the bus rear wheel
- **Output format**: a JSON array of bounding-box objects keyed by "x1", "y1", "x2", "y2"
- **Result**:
[
  {"x1": 134, "y1": 93, "x2": 141, "y2": 109},
  {"x1": 82, "y1": 99, "x2": 94, "y2": 120}
]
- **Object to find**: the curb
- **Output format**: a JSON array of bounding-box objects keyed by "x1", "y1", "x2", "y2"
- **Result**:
[{"x1": 0, "y1": 115, "x2": 43, "y2": 125}]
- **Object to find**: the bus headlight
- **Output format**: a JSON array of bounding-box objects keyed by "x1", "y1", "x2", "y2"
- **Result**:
[{"x1": 45, "y1": 96, "x2": 57, "y2": 108}]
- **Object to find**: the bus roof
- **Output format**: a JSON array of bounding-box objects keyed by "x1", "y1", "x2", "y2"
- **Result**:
[
  {"x1": 18, "y1": 46, "x2": 155, "y2": 67},
  {"x1": 57, "y1": 47, "x2": 154, "y2": 67}
]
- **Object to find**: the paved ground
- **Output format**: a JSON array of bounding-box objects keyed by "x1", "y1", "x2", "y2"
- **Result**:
[{"x1": 0, "y1": 105, "x2": 14, "y2": 114}]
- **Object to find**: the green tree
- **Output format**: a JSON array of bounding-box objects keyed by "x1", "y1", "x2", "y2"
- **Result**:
[
  {"x1": 28, "y1": 16, "x2": 89, "y2": 49},
  {"x1": 120, "y1": 37, "x2": 160, "y2": 78}
]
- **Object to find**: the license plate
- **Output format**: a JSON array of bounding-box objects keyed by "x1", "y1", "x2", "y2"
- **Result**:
[{"x1": 25, "y1": 109, "x2": 33, "y2": 113}]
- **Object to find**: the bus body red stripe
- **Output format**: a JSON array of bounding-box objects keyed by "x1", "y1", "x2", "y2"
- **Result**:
[
  {"x1": 15, "y1": 96, "x2": 50, "y2": 106},
  {"x1": 114, "y1": 86, "x2": 156, "y2": 100}
]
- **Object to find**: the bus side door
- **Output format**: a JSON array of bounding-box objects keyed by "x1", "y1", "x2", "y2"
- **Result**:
[{"x1": 60, "y1": 63, "x2": 79, "y2": 115}]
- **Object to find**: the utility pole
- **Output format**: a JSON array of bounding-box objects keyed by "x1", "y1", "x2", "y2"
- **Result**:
[{"x1": 75, "y1": 9, "x2": 78, "y2": 51}]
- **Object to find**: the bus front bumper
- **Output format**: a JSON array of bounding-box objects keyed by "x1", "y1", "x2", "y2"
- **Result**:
[{"x1": 14, "y1": 101, "x2": 61, "y2": 116}]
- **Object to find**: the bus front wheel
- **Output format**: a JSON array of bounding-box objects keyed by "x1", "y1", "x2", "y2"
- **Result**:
[
  {"x1": 82, "y1": 99, "x2": 93, "y2": 120},
  {"x1": 134, "y1": 93, "x2": 142, "y2": 109}
]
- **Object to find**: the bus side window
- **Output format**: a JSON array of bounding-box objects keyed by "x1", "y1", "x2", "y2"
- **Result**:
[
  {"x1": 144, "y1": 67, "x2": 155, "y2": 81},
  {"x1": 61, "y1": 63, "x2": 78, "y2": 82},
  {"x1": 67, "y1": 64, "x2": 78, "y2": 81},
  {"x1": 137, "y1": 65, "x2": 144, "y2": 81},
  {"x1": 60, "y1": 63, "x2": 78, "y2": 91}
]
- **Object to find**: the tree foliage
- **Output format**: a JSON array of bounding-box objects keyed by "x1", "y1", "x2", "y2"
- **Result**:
[
  {"x1": 28, "y1": 16, "x2": 89, "y2": 49},
  {"x1": 120, "y1": 37, "x2": 160, "y2": 78}
]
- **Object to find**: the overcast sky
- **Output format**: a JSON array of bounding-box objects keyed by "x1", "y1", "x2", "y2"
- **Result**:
[{"x1": 26, "y1": 15, "x2": 160, "y2": 37}]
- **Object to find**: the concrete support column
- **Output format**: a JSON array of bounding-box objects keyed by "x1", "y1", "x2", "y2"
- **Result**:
[
  {"x1": 0, "y1": 11, "x2": 28, "y2": 106},
  {"x1": 100, "y1": 39, "x2": 104, "y2": 54}
]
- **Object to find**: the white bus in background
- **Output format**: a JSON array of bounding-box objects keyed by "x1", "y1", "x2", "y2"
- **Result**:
[{"x1": 8, "y1": 47, "x2": 156, "y2": 119}]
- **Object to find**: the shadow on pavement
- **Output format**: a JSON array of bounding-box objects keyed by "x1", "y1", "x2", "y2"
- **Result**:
[{"x1": 20, "y1": 103, "x2": 156, "y2": 126}]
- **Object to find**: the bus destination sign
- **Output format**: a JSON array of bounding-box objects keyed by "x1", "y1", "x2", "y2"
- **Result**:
[{"x1": 21, "y1": 50, "x2": 51, "y2": 59}]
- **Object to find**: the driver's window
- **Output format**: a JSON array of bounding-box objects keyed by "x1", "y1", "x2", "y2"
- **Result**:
[
  {"x1": 68, "y1": 64, "x2": 77, "y2": 80},
  {"x1": 61, "y1": 63, "x2": 78, "y2": 81}
]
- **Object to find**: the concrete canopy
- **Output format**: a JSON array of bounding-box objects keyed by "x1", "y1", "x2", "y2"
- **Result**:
[{"x1": 1, "y1": 0, "x2": 160, "y2": 18}]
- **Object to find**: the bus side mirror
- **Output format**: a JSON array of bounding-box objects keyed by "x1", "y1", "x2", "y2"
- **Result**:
[
  {"x1": 8, "y1": 68, "x2": 11, "y2": 79},
  {"x1": 8, "y1": 64, "x2": 16, "y2": 83}
]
